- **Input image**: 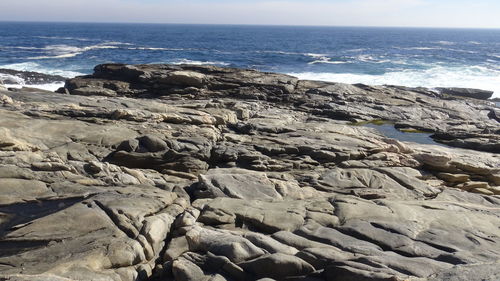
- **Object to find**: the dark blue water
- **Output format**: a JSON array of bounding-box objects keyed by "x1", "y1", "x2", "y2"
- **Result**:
[{"x1": 0, "y1": 22, "x2": 499, "y2": 97}]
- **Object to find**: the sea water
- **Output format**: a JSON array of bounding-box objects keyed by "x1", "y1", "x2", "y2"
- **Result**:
[{"x1": 0, "y1": 22, "x2": 499, "y2": 97}]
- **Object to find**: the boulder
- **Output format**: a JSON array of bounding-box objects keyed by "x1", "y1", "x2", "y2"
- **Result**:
[
  {"x1": 70, "y1": 86, "x2": 117, "y2": 97},
  {"x1": 160, "y1": 71, "x2": 207, "y2": 88}
]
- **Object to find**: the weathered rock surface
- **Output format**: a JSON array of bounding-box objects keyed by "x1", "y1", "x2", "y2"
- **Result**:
[
  {"x1": 436, "y1": 87, "x2": 494, "y2": 100},
  {"x1": 0, "y1": 64, "x2": 499, "y2": 281}
]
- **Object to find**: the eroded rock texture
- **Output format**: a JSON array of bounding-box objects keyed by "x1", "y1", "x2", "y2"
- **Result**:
[{"x1": 0, "y1": 64, "x2": 499, "y2": 281}]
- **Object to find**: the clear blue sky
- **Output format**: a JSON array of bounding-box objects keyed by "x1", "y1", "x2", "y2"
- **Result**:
[{"x1": 1, "y1": 0, "x2": 499, "y2": 28}]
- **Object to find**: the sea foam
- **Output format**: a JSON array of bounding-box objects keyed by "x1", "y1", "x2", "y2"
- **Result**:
[
  {"x1": 0, "y1": 62, "x2": 84, "y2": 78},
  {"x1": 289, "y1": 65, "x2": 500, "y2": 98},
  {"x1": 169, "y1": 59, "x2": 230, "y2": 66},
  {"x1": 4, "y1": 82, "x2": 65, "y2": 92}
]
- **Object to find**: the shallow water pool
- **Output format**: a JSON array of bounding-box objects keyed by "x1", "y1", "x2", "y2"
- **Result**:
[{"x1": 363, "y1": 123, "x2": 446, "y2": 147}]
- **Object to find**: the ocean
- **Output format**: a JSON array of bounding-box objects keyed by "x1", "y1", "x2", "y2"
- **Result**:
[{"x1": 1, "y1": 22, "x2": 499, "y2": 98}]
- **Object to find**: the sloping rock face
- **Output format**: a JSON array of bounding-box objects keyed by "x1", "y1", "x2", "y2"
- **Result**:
[
  {"x1": 436, "y1": 87, "x2": 494, "y2": 100},
  {"x1": 0, "y1": 64, "x2": 499, "y2": 281}
]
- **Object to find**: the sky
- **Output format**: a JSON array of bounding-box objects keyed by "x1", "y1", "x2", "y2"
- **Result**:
[{"x1": 0, "y1": 0, "x2": 499, "y2": 28}]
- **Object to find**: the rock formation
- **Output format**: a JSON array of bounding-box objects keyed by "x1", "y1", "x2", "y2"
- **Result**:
[{"x1": 0, "y1": 64, "x2": 499, "y2": 281}]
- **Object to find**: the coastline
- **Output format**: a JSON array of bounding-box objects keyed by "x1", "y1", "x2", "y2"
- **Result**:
[
  {"x1": 1, "y1": 66, "x2": 499, "y2": 100},
  {"x1": 1, "y1": 23, "x2": 499, "y2": 99}
]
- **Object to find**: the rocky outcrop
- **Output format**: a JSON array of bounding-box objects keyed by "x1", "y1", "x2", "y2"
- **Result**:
[
  {"x1": 0, "y1": 64, "x2": 499, "y2": 281},
  {"x1": 436, "y1": 87, "x2": 494, "y2": 100}
]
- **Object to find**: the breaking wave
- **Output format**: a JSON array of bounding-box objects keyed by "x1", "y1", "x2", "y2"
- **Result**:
[
  {"x1": 0, "y1": 62, "x2": 84, "y2": 77},
  {"x1": 289, "y1": 65, "x2": 500, "y2": 98},
  {"x1": 169, "y1": 59, "x2": 230, "y2": 66},
  {"x1": 26, "y1": 44, "x2": 122, "y2": 60}
]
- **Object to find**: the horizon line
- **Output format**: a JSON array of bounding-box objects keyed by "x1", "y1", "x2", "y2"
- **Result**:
[{"x1": 1, "y1": 20, "x2": 499, "y2": 30}]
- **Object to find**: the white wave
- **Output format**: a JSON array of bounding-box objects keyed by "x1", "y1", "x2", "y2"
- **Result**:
[
  {"x1": 355, "y1": 55, "x2": 392, "y2": 64},
  {"x1": 397, "y1": 46, "x2": 477, "y2": 54},
  {"x1": 345, "y1": 48, "x2": 368, "y2": 52},
  {"x1": 401, "y1": 47, "x2": 442, "y2": 51},
  {"x1": 309, "y1": 60, "x2": 348, "y2": 65},
  {"x1": 26, "y1": 44, "x2": 120, "y2": 60},
  {"x1": 4, "y1": 82, "x2": 64, "y2": 92},
  {"x1": 0, "y1": 63, "x2": 70, "y2": 91},
  {"x1": 356, "y1": 54, "x2": 376, "y2": 62},
  {"x1": 34, "y1": 36, "x2": 98, "y2": 42},
  {"x1": 169, "y1": 59, "x2": 230, "y2": 66},
  {"x1": 0, "y1": 73, "x2": 25, "y2": 84},
  {"x1": 255, "y1": 51, "x2": 328, "y2": 59},
  {"x1": 305, "y1": 53, "x2": 327, "y2": 58},
  {"x1": 468, "y1": 41, "x2": 482, "y2": 45},
  {"x1": 447, "y1": 48, "x2": 478, "y2": 54},
  {"x1": 28, "y1": 53, "x2": 81, "y2": 59},
  {"x1": 309, "y1": 54, "x2": 399, "y2": 65},
  {"x1": 3, "y1": 46, "x2": 45, "y2": 50},
  {"x1": 257, "y1": 50, "x2": 300, "y2": 55},
  {"x1": 104, "y1": 41, "x2": 133, "y2": 46},
  {"x1": 434, "y1": 41, "x2": 455, "y2": 45},
  {"x1": 128, "y1": 47, "x2": 187, "y2": 51},
  {"x1": 308, "y1": 56, "x2": 348, "y2": 65},
  {"x1": 289, "y1": 65, "x2": 500, "y2": 98},
  {"x1": 0, "y1": 62, "x2": 84, "y2": 78}
]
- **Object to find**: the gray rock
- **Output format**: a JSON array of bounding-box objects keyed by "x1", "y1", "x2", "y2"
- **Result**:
[
  {"x1": 428, "y1": 263, "x2": 500, "y2": 281},
  {"x1": 70, "y1": 86, "x2": 117, "y2": 97},
  {"x1": 185, "y1": 226, "x2": 265, "y2": 263},
  {"x1": 239, "y1": 253, "x2": 315, "y2": 279},
  {"x1": 195, "y1": 168, "x2": 282, "y2": 200},
  {"x1": 160, "y1": 71, "x2": 207, "y2": 88},
  {"x1": 1, "y1": 64, "x2": 499, "y2": 281},
  {"x1": 436, "y1": 87, "x2": 494, "y2": 100}
]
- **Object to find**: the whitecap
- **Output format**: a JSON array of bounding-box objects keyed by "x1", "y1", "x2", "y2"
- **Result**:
[
  {"x1": 434, "y1": 41, "x2": 455, "y2": 45},
  {"x1": 104, "y1": 41, "x2": 133, "y2": 46},
  {"x1": 356, "y1": 55, "x2": 375, "y2": 62},
  {"x1": 401, "y1": 47, "x2": 442, "y2": 51},
  {"x1": 3, "y1": 46, "x2": 46, "y2": 50},
  {"x1": 345, "y1": 48, "x2": 367, "y2": 52},
  {"x1": 288, "y1": 65, "x2": 500, "y2": 98},
  {"x1": 34, "y1": 36, "x2": 99, "y2": 42},
  {"x1": 309, "y1": 60, "x2": 348, "y2": 65},
  {"x1": 128, "y1": 47, "x2": 187, "y2": 51},
  {"x1": 0, "y1": 62, "x2": 84, "y2": 77},
  {"x1": 28, "y1": 53, "x2": 81, "y2": 59},
  {"x1": 304, "y1": 53, "x2": 328, "y2": 58},
  {"x1": 0, "y1": 73, "x2": 25, "y2": 84},
  {"x1": 355, "y1": 55, "x2": 391, "y2": 64},
  {"x1": 3, "y1": 82, "x2": 65, "y2": 92},
  {"x1": 26, "y1": 44, "x2": 120, "y2": 60},
  {"x1": 169, "y1": 59, "x2": 230, "y2": 66},
  {"x1": 257, "y1": 50, "x2": 300, "y2": 55},
  {"x1": 308, "y1": 56, "x2": 348, "y2": 65}
]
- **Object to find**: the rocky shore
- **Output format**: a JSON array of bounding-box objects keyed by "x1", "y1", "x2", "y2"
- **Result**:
[{"x1": 0, "y1": 64, "x2": 499, "y2": 281}]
